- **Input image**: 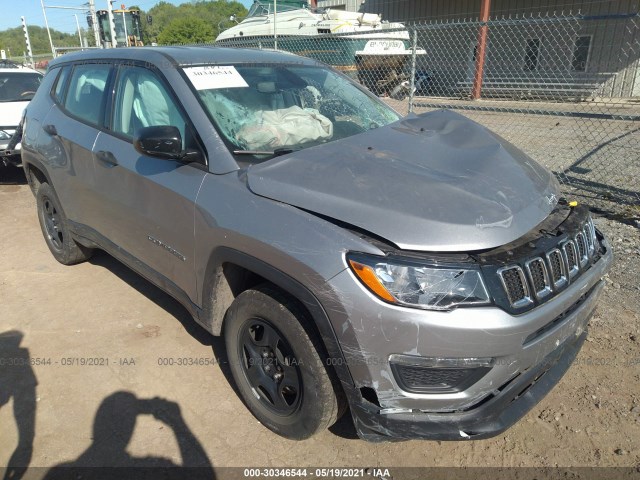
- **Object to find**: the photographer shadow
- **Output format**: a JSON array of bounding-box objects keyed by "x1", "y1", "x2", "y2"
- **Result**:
[
  {"x1": 0, "y1": 331, "x2": 37, "y2": 480},
  {"x1": 43, "y1": 391, "x2": 215, "y2": 480}
]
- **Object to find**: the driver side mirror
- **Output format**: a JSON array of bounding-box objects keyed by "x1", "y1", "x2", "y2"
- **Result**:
[
  {"x1": 133, "y1": 126, "x2": 203, "y2": 163},
  {"x1": 134, "y1": 126, "x2": 182, "y2": 159}
]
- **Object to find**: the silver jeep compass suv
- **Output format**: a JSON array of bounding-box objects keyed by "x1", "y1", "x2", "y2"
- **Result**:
[{"x1": 21, "y1": 47, "x2": 612, "y2": 441}]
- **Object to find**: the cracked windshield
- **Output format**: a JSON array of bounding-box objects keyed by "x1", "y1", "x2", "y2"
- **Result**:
[{"x1": 185, "y1": 63, "x2": 401, "y2": 157}]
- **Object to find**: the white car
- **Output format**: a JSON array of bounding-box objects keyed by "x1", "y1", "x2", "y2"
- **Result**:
[{"x1": 0, "y1": 62, "x2": 43, "y2": 167}]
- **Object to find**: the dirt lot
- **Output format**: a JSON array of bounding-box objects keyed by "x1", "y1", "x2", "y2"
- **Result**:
[{"x1": 1, "y1": 165, "x2": 639, "y2": 478}]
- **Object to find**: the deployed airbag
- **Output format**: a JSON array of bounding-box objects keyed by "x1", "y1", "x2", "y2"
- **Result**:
[{"x1": 237, "y1": 106, "x2": 333, "y2": 150}]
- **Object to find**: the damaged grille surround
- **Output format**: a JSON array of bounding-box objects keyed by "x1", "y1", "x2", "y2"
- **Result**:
[
  {"x1": 487, "y1": 210, "x2": 601, "y2": 313},
  {"x1": 348, "y1": 203, "x2": 603, "y2": 315}
]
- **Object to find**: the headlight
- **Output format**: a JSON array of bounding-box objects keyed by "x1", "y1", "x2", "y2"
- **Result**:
[{"x1": 348, "y1": 254, "x2": 491, "y2": 310}]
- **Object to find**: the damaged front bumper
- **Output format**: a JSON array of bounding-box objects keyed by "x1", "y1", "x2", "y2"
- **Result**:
[
  {"x1": 327, "y1": 233, "x2": 612, "y2": 441},
  {"x1": 347, "y1": 329, "x2": 587, "y2": 441}
]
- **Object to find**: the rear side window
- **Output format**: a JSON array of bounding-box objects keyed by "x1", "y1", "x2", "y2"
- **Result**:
[
  {"x1": 52, "y1": 66, "x2": 71, "y2": 104},
  {"x1": 64, "y1": 64, "x2": 111, "y2": 127}
]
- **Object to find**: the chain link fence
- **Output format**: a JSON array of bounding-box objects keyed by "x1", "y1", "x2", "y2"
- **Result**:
[
  {"x1": 408, "y1": 12, "x2": 640, "y2": 220},
  {"x1": 201, "y1": 11, "x2": 640, "y2": 218}
]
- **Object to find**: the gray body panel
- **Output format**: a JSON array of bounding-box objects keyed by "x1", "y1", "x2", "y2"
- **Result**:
[
  {"x1": 91, "y1": 132, "x2": 206, "y2": 301},
  {"x1": 248, "y1": 110, "x2": 560, "y2": 251},
  {"x1": 39, "y1": 105, "x2": 100, "y2": 226}
]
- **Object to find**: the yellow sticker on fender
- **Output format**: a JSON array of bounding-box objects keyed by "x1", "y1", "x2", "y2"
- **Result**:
[{"x1": 184, "y1": 65, "x2": 249, "y2": 90}]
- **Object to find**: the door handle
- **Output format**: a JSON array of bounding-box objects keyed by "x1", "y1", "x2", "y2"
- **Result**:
[
  {"x1": 43, "y1": 124, "x2": 57, "y2": 136},
  {"x1": 95, "y1": 150, "x2": 119, "y2": 167}
]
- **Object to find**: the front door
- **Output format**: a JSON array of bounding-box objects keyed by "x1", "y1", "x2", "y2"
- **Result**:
[{"x1": 91, "y1": 65, "x2": 207, "y2": 302}]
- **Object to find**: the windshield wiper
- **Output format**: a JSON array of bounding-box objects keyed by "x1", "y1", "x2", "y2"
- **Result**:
[
  {"x1": 233, "y1": 150, "x2": 275, "y2": 155},
  {"x1": 233, "y1": 147, "x2": 298, "y2": 157}
]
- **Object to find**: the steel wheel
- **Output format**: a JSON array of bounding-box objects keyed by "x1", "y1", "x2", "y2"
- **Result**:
[
  {"x1": 239, "y1": 318, "x2": 302, "y2": 416},
  {"x1": 41, "y1": 195, "x2": 64, "y2": 251},
  {"x1": 36, "y1": 183, "x2": 93, "y2": 265},
  {"x1": 225, "y1": 285, "x2": 344, "y2": 439}
]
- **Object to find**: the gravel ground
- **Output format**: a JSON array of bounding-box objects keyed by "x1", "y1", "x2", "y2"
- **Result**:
[{"x1": 1, "y1": 163, "x2": 639, "y2": 479}]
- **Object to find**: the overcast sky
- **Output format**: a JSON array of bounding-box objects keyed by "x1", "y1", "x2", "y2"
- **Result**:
[{"x1": 4, "y1": 0, "x2": 254, "y2": 34}]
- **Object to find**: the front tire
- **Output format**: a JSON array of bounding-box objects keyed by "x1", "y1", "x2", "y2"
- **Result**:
[
  {"x1": 36, "y1": 183, "x2": 92, "y2": 265},
  {"x1": 224, "y1": 284, "x2": 342, "y2": 440}
]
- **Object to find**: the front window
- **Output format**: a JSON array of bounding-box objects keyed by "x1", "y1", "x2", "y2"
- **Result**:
[
  {"x1": 247, "y1": 2, "x2": 270, "y2": 17},
  {"x1": 112, "y1": 66, "x2": 192, "y2": 150},
  {"x1": 0, "y1": 72, "x2": 42, "y2": 102},
  {"x1": 184, "y1": 63, "x2": 401, "y2": 158},
  {"x1": 247, "y1": 1, "x2": 307, "y2": 17}
]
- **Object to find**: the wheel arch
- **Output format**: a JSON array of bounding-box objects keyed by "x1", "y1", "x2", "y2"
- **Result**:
[
  {"x1": 22, "y1": 158, "x2": 52, "y2": 196},
  {"x1": 200, "y1": 247, "x2": 354, "y2": 387}
]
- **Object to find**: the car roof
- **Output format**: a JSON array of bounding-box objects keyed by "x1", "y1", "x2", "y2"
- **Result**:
[
  {"x1": 48, "y1": 46, "x2": 319, "y2": 69},
  {"x1": 0, "y1": 66, "x2": 42, "y2": 75}
]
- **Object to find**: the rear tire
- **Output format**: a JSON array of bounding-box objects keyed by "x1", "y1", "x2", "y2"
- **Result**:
[
  {"x1": 36, "y1": 183, "x2": 92, "y2": 265},
  {"x1": 224, "y1": 284, "x2": 342, "y2": 440}
]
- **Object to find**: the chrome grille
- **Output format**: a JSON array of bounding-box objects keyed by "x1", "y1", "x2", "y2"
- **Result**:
[
  {"x1": 546, "y1": 249, "x2": 568, "y2": 289},
  {"x1": 497, "y1": 216, "x2": 598, "y2": 309},
  {"x1": 497, "y1": 266, "x2": 532, "y2": 308},
  {"x1": 585, "y1": 220, "x2": 596, "y2": 255},
  {"x1": 563, "y1": 240, "x2": 580, "y2": 278},
  {"x1": 575, "y1": 232, "x2": 588, "y2": 267},
  {"x1": 525, "y1": 258, "x2": 552, "y2": 299}
]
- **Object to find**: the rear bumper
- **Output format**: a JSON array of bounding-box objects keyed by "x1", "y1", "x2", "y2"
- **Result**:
[
  {"x1": 0, "y1": 128, "x2": 22, "y2": 167},
  {"x1": 348, "y1": 328, "x2": 587, "y2": 441},
  {"x1": 0, "y1": 150, "x2": 22, "y2": 167}
]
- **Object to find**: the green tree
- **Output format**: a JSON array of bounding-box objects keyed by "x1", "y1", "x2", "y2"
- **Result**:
[
  {"x1": 0, "y1": 25, "x2": 79, "y2": 56},
  {"x1": 147, "y1": 0, "x2": 247, "y2": 44},
  {"x1": 157, "y1": 16, "x2": 215, "y2": 45}
]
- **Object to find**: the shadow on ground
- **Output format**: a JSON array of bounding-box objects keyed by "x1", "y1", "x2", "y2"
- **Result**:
[
  {"x1": 0, "y1": 331, "x2": 37, "y2": 480},
  {"x1": 88, "y1": 251, "x2": 212, "y2": 347},
  {"x1": 87, "y1": 250, "x2": 361, "y2": 441},
  {"x1": 42, "y1": 391, "x2": 215, "y2": 480}
]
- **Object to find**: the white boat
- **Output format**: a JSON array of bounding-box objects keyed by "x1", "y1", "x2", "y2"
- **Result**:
[{"x1": 215, "y1": 1, "x2": 425, "y2": 94}]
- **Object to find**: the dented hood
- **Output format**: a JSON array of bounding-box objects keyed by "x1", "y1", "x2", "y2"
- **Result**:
[{"x1": 247, "y1": 110, "x2": 560, "y2": 251}]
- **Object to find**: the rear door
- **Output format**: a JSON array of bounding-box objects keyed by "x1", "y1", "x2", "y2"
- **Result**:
[
  {"x1": 91, "y1": 64, "x2": 207, "y2": 302},
  {"x1": 40, "y1": 63, "x2": 112, "y2": 226}
]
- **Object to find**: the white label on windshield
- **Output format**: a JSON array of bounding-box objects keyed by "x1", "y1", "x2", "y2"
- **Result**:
[{"x1": 184, "y1": 66, "x2": 248, "y2": 90}]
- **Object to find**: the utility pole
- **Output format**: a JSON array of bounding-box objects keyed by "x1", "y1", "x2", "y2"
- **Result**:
[
  {"x1": 106, "y1": 0, "x2": 117, "y2": 47},
  {"x1": 40, "y1": 0, "x2": 56, "y2": 57},
  {"x1": 121, "y1": 10, "x2": 129, "y2": 47},
  {"x1": 74, "y1": 14, "x2": 83, "y2": 48},
  {"x1": 89, "y1": 0, "x2": 101, "y2": 47},
  {"x1": 471, "y1": 0, "x2": 491, "y2": 100},
  {"x1": 273, "y1": 0, "x2": 278, "y2": 50},
  {"x1": 21, "y1": 17, "x2": 34, "y2": 67}
]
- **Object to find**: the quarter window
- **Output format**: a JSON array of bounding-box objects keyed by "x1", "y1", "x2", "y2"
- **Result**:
[
  {"x1": 53, "y1": 66, "x2": 70, "y2": 104},
  {"x1": 64, "y1": 64, "x2": 111, "y2": 126},
  {"x1": 112, "y1": 66, "x2": 190, "y2": 149}
]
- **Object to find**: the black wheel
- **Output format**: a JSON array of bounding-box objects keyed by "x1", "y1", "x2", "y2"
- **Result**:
[
  {"x1": 36, "y1": 183, "x2": 92, "y2": 265},
  {"x1": 225, "y1": 284, "x2": 343, "y2": 439}
]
